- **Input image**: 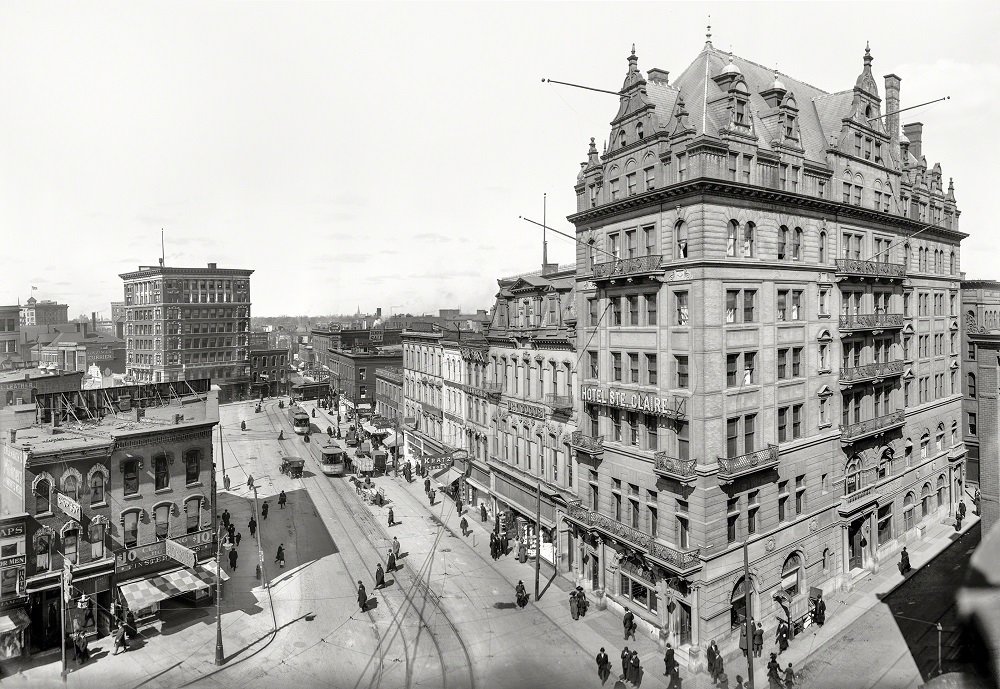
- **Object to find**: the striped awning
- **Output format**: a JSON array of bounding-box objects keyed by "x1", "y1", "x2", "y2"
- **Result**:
[
  {"x1": 118, "y1": 560, "x2": 229, "y2": 611},
  {"x1": 0, "y1": 608, "x2": 29, "y2": 634}
]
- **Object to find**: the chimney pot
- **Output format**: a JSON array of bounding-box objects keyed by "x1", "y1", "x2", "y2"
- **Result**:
[{"x1": 207, "y1": 262, "x2": 217, "y2": 270}]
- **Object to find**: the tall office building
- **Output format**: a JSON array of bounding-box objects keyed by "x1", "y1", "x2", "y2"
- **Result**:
[
  {"x1": 565, "y1": 41, "x2": 964, "y2": 667},
  {"x1": 119, "y1": 262, "x2": 253, "y2": 402}
]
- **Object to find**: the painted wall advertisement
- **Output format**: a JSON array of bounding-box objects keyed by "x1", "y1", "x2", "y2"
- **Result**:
[{"x1": 115, "y1": 528, "x2": 214, "y2": 577}]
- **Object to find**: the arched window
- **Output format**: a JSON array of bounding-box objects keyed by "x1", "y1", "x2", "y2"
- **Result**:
[
  {"x1": 36, "y1": 532, "x2": 52, "y2": 571},
  {"x1": 845, "y1": 456, "x2": 862, "y2": 494},
  {"x1": 619, "y1": 131, "x2": 627, "y2": 148},
  {"x1": 921, "y1": 482, "x2": 933, "y2": 518},
  {"x1": 91, "y1": 473, "x2": 105, "y2": 506},
  {"x1": 950, "y1": 251, "x2": 956, "y2": 275},
  {"x1": 792, "y1": 227, "x2": 802, "y2": 260},
  {"x1": 819, "y1": 231, "x2": 827, "y2": 263},
  {"x1": 778, "y1": 226, "x2": 789, "y2": 260},
  {"x1": 184, "y1": 449, "x2": 202, "y2": 485},
  {"x1": 936, "y1": 474, "x2": 947, "y2": 509},
  {"x1": 822, "y1": 548, "x2": 831, "y2": 573},
  {"x1": 920, "y1": 432, "x2": 929, "y2": 460},
  {"x1": 35, "y1": 479, "x2": 51, "y2": 514},
  {"x1": 951, "y1": 421, "x2": 959, "y2": 447},
  {"x1": 731, "y1": 577, "x2": 752, "y2": 629},
  {"x1": 727, "y1": 220, "x2": 739, "y2": 257},
  {"x1": 122, "y1": 510, "x2": 140, "y2": 548},
  {"x1": 968, "y1": 373, "x2": 977, "y2": 399},
  {"x1": 635, "y1": 122, "x2": 644, "y2": 140},
  {"x1": 153, "y1": 452, "x2": 170, "y2": 491},
  {"x1": 675, "y1": 221, "x2": 688, "y2": 258},
  {"x1": 154, "y1": 504, "x2": 171, "y2": 540},
  {"x1": 877, "y1": 449, "x2": 893, "y2": 479},
  {"x1": 89, "y1": 521, "x2": 105, "y2": 560},
  {"x1": 936, "y1": 423, "x2": 945, "y2": 452},
  {"x1": 743, "y1": 222, "x2": 756, "y2": 257},
  {"x1": 781, "y1": 553, "x2": 803, "y2": 598},
  {"x1": 63, "y1": 475, "x2": 78, "y2": 502},
  {"x1": 904, "y1": 243, "x2": 911, "y2": 268},
  {"x1": 903, "y1": 492, "x2": 916, "y2": 530}
]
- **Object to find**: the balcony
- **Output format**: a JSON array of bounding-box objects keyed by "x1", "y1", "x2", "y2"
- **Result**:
[
  {"x1": 835, "y1": 258, "x2": 906, "y2": 280},
  {"x1": 653, "y1": 452, "x2": 697, "y2": 482},
  {"x1": 421, "y1": 403, "x2": 443, "y2": 421},
  {"x1": 570, "y1": 431, "x2": 604, "y2": 456},
  {"x1": 839, "y1": 359, "x2": 905, "y2": 385},
  {"x1": 544, "y1": 393, "x2": 574, "y2": 414},
  {"x1": 717, "y1": 444, "x2": 780, "y2": 484},
  {"x1": 840, "y1": 410, "x2": 905, "y2": 444},
  {"x1": 565, "y1": 503, "x2": 701, "y2": 572},
  {"x1": 838, "y1": 313, "x2": 905, "y2": 333},
  {"x1": 591, "y1": 254, "x2": 662, "y2": 282},
  {"x1": 838, "y1": 485, "x2": 881, "y2": 516}
]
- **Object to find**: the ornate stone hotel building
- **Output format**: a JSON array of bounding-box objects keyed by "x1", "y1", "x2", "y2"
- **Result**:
[{"x1": 564, "y1": 39, "x2": 965, "y2": 667}]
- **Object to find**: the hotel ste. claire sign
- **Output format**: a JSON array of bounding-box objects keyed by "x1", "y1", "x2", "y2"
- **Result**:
[{"x1": 581, "y1": 385, "x2": 678, "y2": 416}]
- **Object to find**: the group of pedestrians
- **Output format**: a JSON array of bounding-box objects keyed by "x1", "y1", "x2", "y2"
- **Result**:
[
  {"x1": 568, "y1": 587, "x2": 589, "y2": 620},
  {"x1": 766, "y1": 652, "x2": 797, "y2": 688},
  {"x1": 489, "y1": 530, "x2": 509, "y2": 560},
  {"x1": 738, "y1": 619, "x2": 766, "y2": 658},
  {"x1": 616, "y1": 647, "x2": 643, "y2": 685}
]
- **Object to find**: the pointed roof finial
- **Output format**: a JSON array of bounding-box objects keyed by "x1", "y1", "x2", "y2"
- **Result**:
[
  {"x1": 706, "y1": 15, "x2": 712, "y2": 45},
  {"x1": 631, "y1": 43, "x2": 636, "y2": 56}
]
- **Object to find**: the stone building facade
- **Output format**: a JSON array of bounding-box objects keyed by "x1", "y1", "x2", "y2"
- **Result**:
[
  {"x1": 19, "y1": 298, "x2": 69, "y2": 327},
  {"x1": 565, "y1": 41, "x2": 965, "y2": 667}
]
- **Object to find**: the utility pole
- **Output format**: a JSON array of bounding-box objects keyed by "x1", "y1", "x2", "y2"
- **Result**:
[
  {"x1": 215, "y1": 521, "x2": 229, "y2": 665},
  {"x1": 60, "y1": 563, "x2": 68, "y2": 681},
  {"x1": 253, "y1": 485, "x2": 278, "y2": 632},
  {"x1": 534, "y1": 480, "x2": 542, "y2": 600},
  {"x1": 744, "y1": 537, "x2": 755, "y2": 689}
]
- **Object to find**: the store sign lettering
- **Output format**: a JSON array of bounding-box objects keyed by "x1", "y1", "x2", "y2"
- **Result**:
[
  {"x1": 1, "y1": 446, "x2": 24, "y2": 500},
  {"x1": 0, "y1": 523, "x2": 25, "y2": 539},
  {"x1": 0, "y1": 555, "x2": 25, "y2": 568},
  {"x1": 580, "y1": 385, "x2": 677, "y2": 416},
  {"x1": 115, "y1": 528, "x2": 213, "y2": 574},
  {"x1": 507, "y1": 400, "x2": 546, "y2": 420}
]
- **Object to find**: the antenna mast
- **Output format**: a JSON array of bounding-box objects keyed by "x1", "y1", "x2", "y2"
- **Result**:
[
  {"x1": 160, "y1": 229, "x2": 165, "y2": 268},
  {"x1": 542, "y1": 193, "x2": 548, "y2": 270}
]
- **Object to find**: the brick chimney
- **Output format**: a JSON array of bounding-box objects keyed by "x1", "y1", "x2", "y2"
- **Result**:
[
  {"x1": 903, "y1": 122, "x2": 923, "y2": 161},
  {"x1": 884, "y1": 74, "x2": 901, "y2": 159},
  {"x1": 647, "y1": 68, "x2": 669, "y2": 85},
  {"x1": 207, "y1": 262, "x2": 217, "y2": 270}
]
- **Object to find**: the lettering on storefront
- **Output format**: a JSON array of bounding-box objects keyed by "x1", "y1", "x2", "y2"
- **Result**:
[
  {"x1": 115, "y1": 528, "x2": 214, "y2": 575},
  {"x1": 89, "y1": 352, "x2": 114, "y2": 361},
  {"x1": 1, "y1": 446, "x2": 24, "y2": 501},
  {"x1": 57, "y1": 493, "x2": 82, "y2": 522},
  {"x1": 0, "y1": 523, "x2": 25, "y2": 539},
  {"x1": 580, "y1": 385, "x2": 682, "y2": 417},
  {"x1": 0, "y1": 555, "x2": 26, "y2": 568},
  {"x1": 507, "y1": 400, "x2": 546, "y2": 420}
]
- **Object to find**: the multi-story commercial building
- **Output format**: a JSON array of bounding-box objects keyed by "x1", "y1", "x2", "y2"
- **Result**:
[
  {"x1": 483, "y1": 266, "x2": 579, "y2": 562},
  {"x1": 250, "y1": 347, "x2": 289, "y2": 397},
  {"x1": 402, "y1": 324, "x2": 452, "y2": 466},
  {"x1": 0, "y1": 306, "x2": 19, "y2": 369},
  {"x1": 565, "y1": 42, "x2": 965, "y2": 666},
  {"x1": 0, "y1": 369, "x2": 84, "y2": 435},
  {"x1": 19, "y1": 298, "x2": 69, "y2": 327},
  {"x1": 327, "y1": 346, "x2": 402, "y2": 418},
  {"x1": 374, "y1": 367, "x2": 403, "y2": 423},
  {"x1": 0, "y1": 380, "x2": 219, "y2": 656},
  {"x1": 119, "y1": 262, "x2": 253, "y2": 403},
  {"x1": 311, "y1": 326, "x2": 403, "y2": 374},
  {"x1": 38, "y1": 332, "x2": 126, "y2": 376},
  {"x1": 961, "y1": 281, "x2": 1000, "y2": 532}
]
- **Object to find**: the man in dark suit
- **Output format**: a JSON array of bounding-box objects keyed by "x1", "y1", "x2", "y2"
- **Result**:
[{"x1": 596, "y1": 647, "x2": 611, "y2": 683}]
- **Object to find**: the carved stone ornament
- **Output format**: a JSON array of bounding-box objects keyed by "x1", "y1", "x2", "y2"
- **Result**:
[
  {"x1": 765, "y1": 537, "x2": 776, "y2": 552},
  {"x1": 809, "y1": 519, "x2": 818, "y2": 532}
]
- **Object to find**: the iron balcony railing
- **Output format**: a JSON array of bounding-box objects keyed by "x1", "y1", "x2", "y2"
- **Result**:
[
  {"x1": 592, "y1": 254, "x2": 662, "y2": 280},
  {"x1": 570, "y1": 431, "x2": 604, "y2": 455},
  {"x1": 565, "y1": 503, "x2": 701, "y2": 570},
  {"x1": 653, "y1": 452, "x2": 697, "y2": 481},
  {"x1": 544, "y1": 393, "x2": 574, "y2": 412},
  {"x1": 838, "y1": 313, "x2": 905, "y2": 331},
  {"x1": 717, "y1": 444, "x2": 780, "y2": 482},
  {"x1": 839, "y1": 359, "x2": 906, "y2": 384},
  {"x1": 840, "y1": 410, "x2": 906, "y2": 443},
  {"x1": 839, "y1": 485, "x2": 881, "y2": 515},
  {"x1": 835, "y1": 258, "x2": 907, "y2": 279}
]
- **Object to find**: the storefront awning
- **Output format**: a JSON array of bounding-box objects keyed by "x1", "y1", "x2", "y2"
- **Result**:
[
  {"x1": 361, "y1": 422, "x2": 378, "y2": 434},
  {"x1": 118, "y1": 560, "x2": 229, "y2": 611},
  {"x1": 382, "y1": 432, "x2": 399, "y2": 448},
  {"x1": 0, "y1": 608, "x2": 30, "y2": 634},
  {"x1": 434, "y1": 467, "x2": 464, "y2": 486}
]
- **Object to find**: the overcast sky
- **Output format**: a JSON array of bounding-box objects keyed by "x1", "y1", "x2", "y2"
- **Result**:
[{"x1": 1, "y1": 1, "x2": 997, "y2": 318}]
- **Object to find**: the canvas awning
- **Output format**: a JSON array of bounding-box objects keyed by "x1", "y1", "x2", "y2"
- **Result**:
[
  {"x1": 382, "y1": 432, "x2": 400, "y2": 448},
  {"x1": 0, "y1": 608, "x2": 29, "y2": 634},
  {"x1": 118, "y1": 560, "x2": 229, "y2": 611},
  {"x1": 434, "y1": 467, "x2": 464, "y2": 487}
]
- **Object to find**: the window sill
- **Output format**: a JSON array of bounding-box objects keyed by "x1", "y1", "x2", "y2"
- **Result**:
[
  {"x1": 818, "y1": 313, "x2": 831, "y2": 319},
  {"x1": 123, "y1": 493, "x2": 144, "y2": 501},
  {"x1": 186, "y1": 482, "x2": 203, "y2": 488},
  {"x1": 154, "y1": 487, "x2": 173, "y2": 495},
  {"x1": 90, "y1": 502, "x2": 109, "y2": 509}
]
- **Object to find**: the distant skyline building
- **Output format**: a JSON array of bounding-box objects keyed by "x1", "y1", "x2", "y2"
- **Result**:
[
  {"x1": 118, "y1": 262, "x2": 254, "y2": 403},
  {"x1": 19, "y1": 297, "x2": 68, "y2": 327}
]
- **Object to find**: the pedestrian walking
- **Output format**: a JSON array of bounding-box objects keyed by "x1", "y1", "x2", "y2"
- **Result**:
[
  {"x1": 112, "y1": 623, "x2": 129, "y2": 655},
  {"x1": 767, "y1": 653, "x2": 782, "y2": 689},
  {"x1": 715, "y1": 649, "x2": 726, "y2": 685},
  {"x1": 480, "y1": 503, "x2": 487, "y2": 522},
  {"x1": 959, "y1": 499, "x2": 967, "y2": 520},
  {"x1": 456, "y1": 498, "x2": 463, "y2": 515},
  {"x1": 223, "y1": 474, "x2": 231, "y2": 491},
  {"x1": 623, "y1": 607, "x2": 636, "y2": 641},
  {"x1": 813, "y1": 594, "x2": 826, "y2": 626},
  {"x1": 221, "y1": 509, "x2": 231, "y2": 529},
  {"x1": 569, "y1": 590, "x2": 579, "y2": 620},
  {"x1": 663, "y1": 642, "x2": 675, "y2": 676},
  {"x1": 262, "y1": 501, "x2": 269, "y2": 520},
  {"x1": 387, "y1": 549, "x2": 397, "y2": 573},
  {"x1": 429, "y1": 489, "x2": 436, "y2": 506},
  {"x1": 279, "y1": 491, "x2": 287, "y2": 509},
  {"x1": 515, "y1": 580, "x2": 528, "y2": 608},
  {"x1": 753, "y1": 621, "x2": 765, "y2": 657},
  {"x1": 227, "y1": 523, "x2": 236, "y2": 542},
  {"x1": 490, "y1": 532, "x2": 498, "y2": 560},
  {"x1": 235, "y1": 531, "x2": 242, "y2": 548},
  {"x1": 460, "y1": 515, "x2": 469, "y2": 536},
  {"x1": 246, "y1": 474, "x2": 254, "y2": 490},
  {"x1": 392, "y1": 536, "x2": 400, "y2": 558},
  {"x1": 125, "y1": 610, "x2": 137, "y2": 640},
  {"x1": 975, "y1": 488, "x2": 982, "y2": 515},
  {"x1": 500, "y1": 531, "x2": 509, "y2": 557},
  {"x1": 248, "y1": 517, "x2": 257, "y2": 539},
  {"x1": 630, "y1": 650, "x2": 641, "y2": 685},
  {"x1": 707, "y1": 640, "x2": 720, "y2": 683},
  {"x1": 784, "y1": 663, "x2": 796, "y2": 687},
  {"x1": 597, "y1": 647, "x2": 611, "y2": 684},
  {"x1": 776, "y1": 620, "x2": 789, "y2": 654},
  {"x1": 275, "y1": 543, "x2": 285, "y2": 567},
  {"x1": 424, "y1": 477, "x2": 431, "y2": 494},
  {"x1": 739, "y1": 620, "x2": 749, "y2": 657},
  {"x1": 668, "y1": 659, "x2": 681, "y2": 689},
  {"x1": 621, "y1": 647, "x2": 630, "y2": 680},
  {"x1": 899, "y1": 546, "x2": 912, "y2": 574},
  {"x1": 375, "y1": 562, "x2": 385, "y2": 589},
  {"x1": 228, "y1": 546, "x2": 239, "y2": 569},
  {"x1": 358, "y1": 580, "x2": 368, "y2": 611},
  {"x1": 388, "y1": 507, "x2": 395, "y2": 527},
  {"x1": 735, "y1": 675, "x2": 745, "y2": 689},
  {"x1": 576, "y1": 587, "x2": 589, "y2": 617},
  {"x1": 73, "y1": 630, "x2": 90, "y2": 665}
]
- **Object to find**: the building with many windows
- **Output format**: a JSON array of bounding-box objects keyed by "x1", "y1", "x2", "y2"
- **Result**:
[
  {"x1": 0, "y1": 380, "x2": 219, "y2": 657},
  {"x1": 328, "y1": 346, "x2": 402, "y2": 418},
  {"x1": 565, "y1": 41, "x2": 965, "y2": 667},
  {"x1": 250, "y1": 347, "x2": 289, "y2": 398},
  {"x1": 19, "y1": 298, "x2": 69, "y2": 327},
  {"x1": 961, "y1": 281, "x2": 1000, "y2": 533},
  {"x1": 0, "y1": 306, "x2": 20, "y2": 369},
  {"x1": 119, "y1": 262, "x2": 253, "y2": 402}
]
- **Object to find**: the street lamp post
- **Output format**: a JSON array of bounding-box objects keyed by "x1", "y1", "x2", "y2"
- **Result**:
[
  {"x1": 743, "y1": 538, "x2": 754, "y2": 689},
  {"x1": 215, "y1": 524, "x2": 230, "y2": 665}
]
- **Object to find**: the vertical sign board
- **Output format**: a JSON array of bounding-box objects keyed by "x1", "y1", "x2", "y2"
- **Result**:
[{"x1": 1, "y1": 444, "x2": 25, "y2": 508}]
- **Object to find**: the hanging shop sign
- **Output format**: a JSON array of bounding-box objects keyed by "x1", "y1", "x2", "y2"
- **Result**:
[{"x1": 115, "y1": 528, "x2": 213, "y2": 576}]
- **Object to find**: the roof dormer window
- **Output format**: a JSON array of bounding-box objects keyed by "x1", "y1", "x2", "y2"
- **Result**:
[
  {"x1": 735, "y1": 100, "x2": 746, "y2": 124},
  {"x1": 619, "y1": 131, "x2": 627, "y2": 148},
  {"x1": 636, "y1": 122, "x2": 644, "y2": 140}
]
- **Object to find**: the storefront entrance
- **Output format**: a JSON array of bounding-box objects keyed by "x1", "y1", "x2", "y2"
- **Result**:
[
  {"x1": 28, "y1": 589, "x2": 62, "y2": 652},
  {"x1": 848, "y1": 516, "x2": 866, "y2": 571}
]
